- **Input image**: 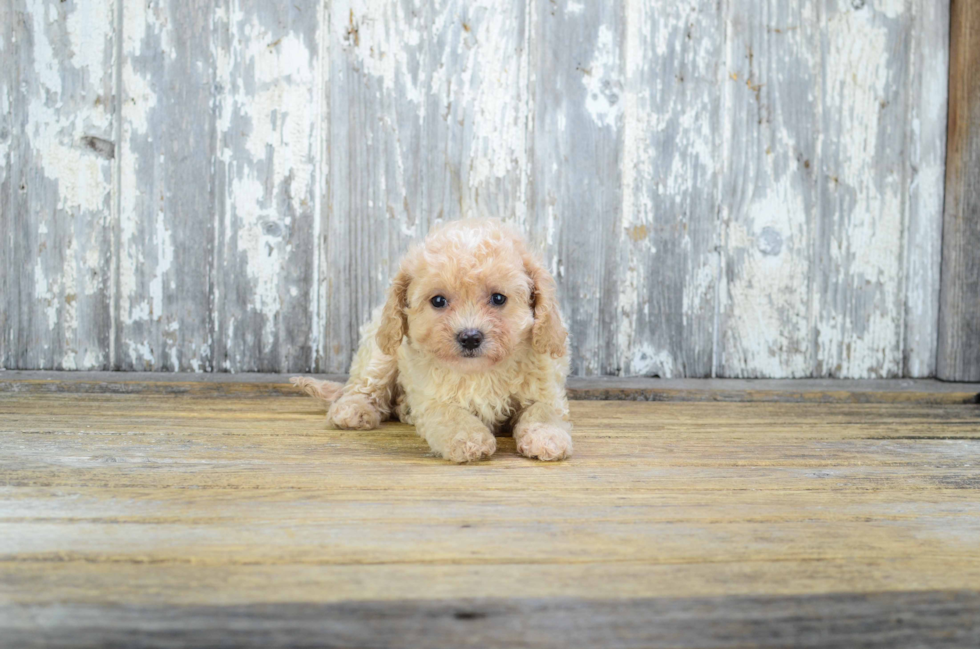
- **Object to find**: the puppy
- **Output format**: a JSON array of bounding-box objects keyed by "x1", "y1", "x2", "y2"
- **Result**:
[{"x1": 292, "y1": 218, "x2": 572, "y2": 463}]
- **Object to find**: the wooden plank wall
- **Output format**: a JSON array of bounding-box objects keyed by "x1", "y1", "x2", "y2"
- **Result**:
[
  {"x1": 0, "y1": 0, "x2": 951, "y2": 378},
  {"x1": 1, "y1": 0, "x2": 116, "y2": 371},
  {"x1": 938, "y1": 0, "x2": 980, "y2": 382}
]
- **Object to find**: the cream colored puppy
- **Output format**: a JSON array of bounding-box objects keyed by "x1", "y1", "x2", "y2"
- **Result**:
[{"x1": 292, "y1": 218, "x2": 572, "y2": 463}]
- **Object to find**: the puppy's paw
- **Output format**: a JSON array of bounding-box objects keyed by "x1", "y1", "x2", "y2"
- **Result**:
[
  {"x1": 516, "y1": 423, "x2": 573, "y2": 461},
  {"x1": 394, "y1": 397, "x2": 415, "y2": 426},
  {"x1": 327, "y1": 395, "x2": 381, "y2": 430},
  {"x1": 445, "y1": 427, "x2": 496, "y2": 464},
  {"x1": 290, "y1": 376, "x2": 344, "y2": 401}
]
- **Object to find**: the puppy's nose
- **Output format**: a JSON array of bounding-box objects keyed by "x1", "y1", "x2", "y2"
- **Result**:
[{"x1": 457, "y1": 329, "x2": 484, "y2": 350}]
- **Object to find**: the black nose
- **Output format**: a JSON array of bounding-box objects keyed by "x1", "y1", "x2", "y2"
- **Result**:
[{"x1": 457, "y1": 329, "x2": 484, "y2": 350}]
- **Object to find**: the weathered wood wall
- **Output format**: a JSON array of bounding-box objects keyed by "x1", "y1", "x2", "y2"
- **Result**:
[
  {"x1": 938, "y1": 0, "x2": 980, "y2": 382},
  {"x1": 0, "y1": 0, "x2": 951, "y2": 378}
]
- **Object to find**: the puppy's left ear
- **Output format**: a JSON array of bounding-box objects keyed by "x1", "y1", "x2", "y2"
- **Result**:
[
  {"x1": 377, "y1": 267, "x2": 412, "y2": 356},
  {"x1": 522, "y1": 250, "x2": 567, "y2": 358}
]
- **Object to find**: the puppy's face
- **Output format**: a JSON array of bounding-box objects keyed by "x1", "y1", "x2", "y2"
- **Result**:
[
  {"x1": 405, "y1": 242, "x2": 534, "y2": 373},
  {"x1": 377, "y1": 220, "x2": 567, "y2": 372}
]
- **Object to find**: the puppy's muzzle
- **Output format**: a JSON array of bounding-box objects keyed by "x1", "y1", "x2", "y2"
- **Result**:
[{"x1": 457, "y1": 329, "x2": 484, "y2": 351}]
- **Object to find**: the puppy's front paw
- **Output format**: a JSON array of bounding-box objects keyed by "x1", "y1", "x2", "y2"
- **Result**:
[
  {"x1": 445, "y1": 427, "x2": 496, "y2": 464},
  {"x1": 516, "y1": 423, "x2": 572, "y2": 461},
  {"x1": 327, "y1": 395, "x2": 381, "y2": 430}
]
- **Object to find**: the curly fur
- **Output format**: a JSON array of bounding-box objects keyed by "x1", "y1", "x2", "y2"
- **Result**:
[{"x1": 293, "y1": 219, "x2": 572, "y2": 463}]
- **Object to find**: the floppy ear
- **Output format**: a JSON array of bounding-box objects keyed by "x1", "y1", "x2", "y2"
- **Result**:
[
  {"x1": 376, "y1": 267, "x2": 412, "y2": 356},
  {"x1": 522, "y1": 250, "x2": 567, "y2": 358}
]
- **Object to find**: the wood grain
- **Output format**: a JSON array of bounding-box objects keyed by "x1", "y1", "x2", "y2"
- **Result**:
[
  {"x1": 814, "y1": 0, "x2": 914, "y2": 379},
  {"x1": 617, "y1": 0, "x2": 720, "y2": 378},
  {"x1": 719, "y1": 0, "x2": 819, "y2": 378},
  {"x1": 211, "y1": 0, "x2": 323, "y2": 372},
  {"x1": 2, "y1": 372, "x2": 979, "y2": 404},
  {"x1": 905, "y1": 0, "x2": 950, "y2": 377},
  {"x1": 1, "y1": 0, "x2": 116, "y2": 370},
  {"x1": 3, "y1": 592, "x2": 979, "y2": 649},
  {"x1": 1, "y1": 392, "x2": 979, "y2": 645},
  {"x1": 529, "y1": 0, "x2": 622, "y2": 376},
  {"x1": 719, "y1": 0, "x2": 943, "y2": 379},
  {"x1": 323, "y1": 0, "x2": 427, "y2": 372},
  {"x1": 0, "y1": 1, "x2": 956, "y2": 378},
  {"x1": 422, "y1": 0, "x2": 531, "y2": 228},
  {"x1": 0, "y1": 0, "x2": 9, "y2": 371},
  {"x1": 938, "y1": 0, "x2": 980, "y2": 381},
  {"x1": 115, "y1": 0, "x2": 216, "y2": 371}
]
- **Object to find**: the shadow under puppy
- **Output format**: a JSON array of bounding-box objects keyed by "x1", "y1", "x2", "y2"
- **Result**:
[{"x1": 293, "y1": 218, "x2": 572, "y2": 463}]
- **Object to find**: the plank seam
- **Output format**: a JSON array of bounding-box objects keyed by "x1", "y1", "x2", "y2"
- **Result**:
[{"x1": 109, "y1": 0, "x2": 124, "y2": 371}]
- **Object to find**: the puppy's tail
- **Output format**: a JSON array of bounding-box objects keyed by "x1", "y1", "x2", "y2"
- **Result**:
[{"x1": 290, "y1": 376, "x2": 345, "y2": 403}]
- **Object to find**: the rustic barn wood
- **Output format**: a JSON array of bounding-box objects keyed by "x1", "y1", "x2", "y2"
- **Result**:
[
  {"x1": 1, "y1": 0, "x2": 116, "y2": 371},
  {"x1": 114, "y1": 0, "x2": 216, "y2": 371},
  {"x1": 3, "y1": 371, "x2": 980, "y2": 404},
  {"x1": 0, "y1": 1, "x2": 956, "y2": 377},
  {"x1": 907, "y1": 0, "x2": 950, "y2": 378},
  {"x1": 4, "y1": 592, "x2": 979, "y2": 649},
  {"x1": 529, "y1": 0, "x2": 623, "y2": 376},
  {"x1": 211, "y1": 0, "x2": 323, "y2": 372},
  {"x1": 1, "y1": 390, "x2": 979, "y2": 646},
  {"x1": 938, "y1": 0, "x2": 980, "y2": 382}
]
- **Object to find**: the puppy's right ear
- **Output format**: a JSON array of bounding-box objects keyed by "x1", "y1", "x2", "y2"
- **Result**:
[
  {"x1": 377, "y1": 268, "x2": 412, "y2": 356},
  {"x1": 522, "y1": 249, "x2": 568, "y2": 358}
]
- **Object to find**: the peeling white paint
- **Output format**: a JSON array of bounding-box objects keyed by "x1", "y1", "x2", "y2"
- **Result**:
[
  {"x1": 582, "y1": 25, "x2": 622, "y2": 129},
  {"x1": 211, "y1": 3, "x2": 324, "y2": 369},
  {"x1": 630, "y1": 343, "x2": 675, "y2": 378},
  {"x1": 15, "y1": 1, "x2": 114, "y2": 370},
  {"x1": 869, "y1": 0, "x2": 905, "y2": 20},
  {"x1": 343, "y1": 0, "x2": 423, "y2": 102},
  {"x1": 27, "y1": 3, "x2": 111, "y2": 220},
  {"x1": 115, "y1": 0, "x2": 188, "y2": 370},
  {"x1": 724, "y1": 167, "x2": 811, "y2": 378},
  {"x1": 128, "y1": 301, "x2": 150, "y2": 324},
  {"x1": 60, "y1": 236, "x2": 79, "y2": 368},
  {"x1": 28, "y1": 100, "x2": 108, "y2": 213},
  {"x1": 150, "y1": 218, "x2": 174, "y2": 320},
  {"x1": 123, "y1": 0, "x2": 172, "y2": 62},
  {"x1": 617, "y1": 2, "x2": 720, "y2": 377},
  {"x1": 83, "y1": 349, "x2": 101, "y2": 368},
  {"x1": 817, "y1": 6, "x2": 905, "y2": 377},
  {"x1": 120, "y1": 60, "x2": 158, "y2": 135},
  {"x1": 904, "y1": 0, "x2": 948, "y2": 378},
  {"x1": 34, "y1": 256, "x2": 58, "y2": 332},
  {"x1": 229, "y1": 175, "x2": 282, "y2": 321},
  {"x1": 126, "y1": 340, "x2": 155, "y2": 368},
  {"x1": 27, "y1": 1, "x2": 63, "y2": 92},
  {"x1": 118, "y1": 0, "x2": 158, "y2": 334},
  {"x1": 439, "y1": 2, "x2": 528, "y2": 193},
  {"x1": 65, "y1": 2, "x2": 112, "y2": 77},
  {"x1": 617, "y1": 1, "x2": 648, "y2": 372},
  {"x1": 5, "y1": 0, "x2": 948, "y2": 377}
]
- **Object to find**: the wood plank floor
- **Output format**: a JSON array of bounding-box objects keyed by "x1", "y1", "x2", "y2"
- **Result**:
[{"x1": 1, "y1": 390, "x2": 979, "y2": 647}]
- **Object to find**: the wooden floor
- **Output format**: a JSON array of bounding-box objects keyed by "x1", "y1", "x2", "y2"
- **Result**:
[{"x1": 1, "y1": 388, "x2": 979, "y2": 647}]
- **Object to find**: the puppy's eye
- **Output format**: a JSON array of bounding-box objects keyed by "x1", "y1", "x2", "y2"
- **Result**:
[
  {"x1": 490, "y1": 293, "x2": 507, "y2": 306},
  {"x1": 430, "y1": 295, "x2": 448, "y2": 309}
]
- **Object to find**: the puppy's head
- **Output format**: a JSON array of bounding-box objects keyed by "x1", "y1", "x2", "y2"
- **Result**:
[{"x1": 377, "y1": 219, "x2": 566, "y2": 372}]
